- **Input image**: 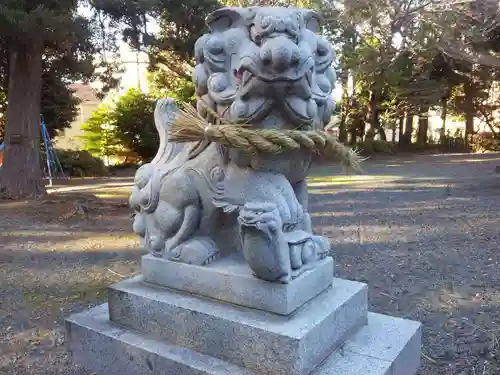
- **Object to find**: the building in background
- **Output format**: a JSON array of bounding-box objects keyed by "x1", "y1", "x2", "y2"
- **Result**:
[
  {"x1": 54, "y1": 83, "x2": 101, "y2": 150},
  {"x1": 54, "y1": 42, "x2": 150, "y2": 151}
]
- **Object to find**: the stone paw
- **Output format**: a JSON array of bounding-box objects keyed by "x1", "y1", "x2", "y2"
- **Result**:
[
  {"x1": 167, "y1": 237, "x2": 219, "y2": 266},
  {"x1": 284, "y1": 232, "x2": 332, "y2": 281},
  {"x1": 149, "y1": 235, "x2": 167, "y2": 258},
  {"x1": 203, "y1": 252, "x2": 219, "y2": 265},
  {"x1": 311, "y1": 235, "x2": 331, "y2": 260}
]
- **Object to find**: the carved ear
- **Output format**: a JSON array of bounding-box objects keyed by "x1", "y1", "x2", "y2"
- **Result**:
[
  {"x1": 302, "y1": 10, "x2": 323, "y2": 32},
  {"x1": 206, "y1": 7, "x2": 244, "y2": 32}
]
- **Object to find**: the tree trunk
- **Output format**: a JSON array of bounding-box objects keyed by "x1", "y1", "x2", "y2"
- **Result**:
[
  {"x1": 338, "y1": 75, "x2": 349, "y2": 143},
  {"x1": 399, "y1": 112, "x2": 414, "y2": 146},
  {"x1": 464, "y1": 80, "x2": 475, "y2": 150},
  {"x1": 398, "y1": 115, "x2": 404, "y2": 144},
  {"x1": 417, "y1": 106, "x2": 429, "y2": 145},
  {"x1": 366, "y1": 89, "x2": 387, "y2": 141},
  {"x1": 440, "y1": 97, "x2": 448, "y2": 144},
  {"x1": 0, "y1": 41, "x2": 46, "y2": 199},
  {"x1": 366, "y1": 90, "x2": 377, "y2": 140}
]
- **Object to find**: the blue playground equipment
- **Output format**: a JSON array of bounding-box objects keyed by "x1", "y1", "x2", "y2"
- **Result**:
[{"x1": 0, "y1": 117, "x2": 67, "y2": 186}]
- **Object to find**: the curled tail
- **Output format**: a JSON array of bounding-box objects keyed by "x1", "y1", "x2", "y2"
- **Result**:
[
  {"x1": 151, "y1": 98, "x2": 185, "y2": 166},
  {"x1": 130, "y1": 98, "x2": 186, "y2": 215}
]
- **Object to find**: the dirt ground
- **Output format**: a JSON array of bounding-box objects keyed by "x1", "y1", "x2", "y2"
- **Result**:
[{"x1": 1, "y1": 153, "x2": 500, "y2": 374}]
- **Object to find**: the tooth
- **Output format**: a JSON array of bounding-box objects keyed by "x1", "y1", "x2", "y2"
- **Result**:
[{"x1": 242, "y1": 70, "x2": 252, "y2": 85}]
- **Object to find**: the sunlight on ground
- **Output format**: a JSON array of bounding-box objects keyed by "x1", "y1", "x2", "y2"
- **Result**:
[
  {"x1": 307, "y1": 175, "x2": 402, "y2": 187},
  {"x1": 1, "y1": 230, "x2": 73, "y2": 237},
  {"x1": 48, "y1": 181, "x2": 133, "y2": 194},
  {"x1": 92, "y1": 188, "x2": 131, "y2": 199},
  {"x1": 449, "y1": 158, "x2": 500, "y2": 163},
  {"x1": 46, "y1": 186, "x2": 132, "y2": 200},
  {"x1": 435, "y1": 287, "x2": 487, "y2": 311},
  {"x1": 43, "y1": 235, "x2": 139, "y2": 252},
  {"x1": 0, "y1": 232, "x2": 140, "y2": 252},
  {"x1": 310, "y1": 211, "x2": 353, "y2": 217}
]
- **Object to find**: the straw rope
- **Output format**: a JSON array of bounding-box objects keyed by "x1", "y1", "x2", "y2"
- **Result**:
[{"x1": 169, "y1": 105, "x2": 364, "y2": 172}]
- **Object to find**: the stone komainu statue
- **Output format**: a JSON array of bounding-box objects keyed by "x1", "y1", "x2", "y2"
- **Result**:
[{"x1": 129, "y1": 6, "x2": 338, "y2": 283}]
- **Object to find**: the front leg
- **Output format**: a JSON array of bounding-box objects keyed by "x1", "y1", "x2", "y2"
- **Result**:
[
  {"x1": 293, "y1": 179, "x2": 312, "y2": 232},
  {"x1": 164, "y1": 204, "x2": 200, "y2": 257},
  {"x1": 293, "y1": 179, "x2": 309, "y2": 211}
]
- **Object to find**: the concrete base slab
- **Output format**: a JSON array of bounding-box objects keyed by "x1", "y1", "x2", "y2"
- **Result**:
[
  {"x1": 107, "y1": 275, "x2": 367, "y2": 375},
  {"x1": 66, "y1": 305, "x2": 421, "y2": 375},
  {"x1": 142, "y1": 253, "x2": 334, "y2": 315}
]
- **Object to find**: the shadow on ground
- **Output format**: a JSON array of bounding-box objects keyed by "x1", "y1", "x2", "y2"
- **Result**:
[{"x1": 1, "y1": 153, "x2": 500, "y2": 374}]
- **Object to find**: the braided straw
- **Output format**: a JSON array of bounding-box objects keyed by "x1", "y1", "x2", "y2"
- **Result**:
[{"x1": 169, "y1": 105, "x2": 364, "y2": 172}]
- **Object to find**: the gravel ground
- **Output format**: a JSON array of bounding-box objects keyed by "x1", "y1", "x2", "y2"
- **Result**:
[
  {"x1": 311, "y1": 153, "x2": 500, "y2": 375},
  {"x1": 1, "y1": 153, "x2": 500, "y2": 374}
]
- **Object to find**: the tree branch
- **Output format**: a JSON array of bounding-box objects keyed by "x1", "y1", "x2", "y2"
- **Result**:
[{"x1": 153, "y1": 55, "x2": 192, "y2": 81}]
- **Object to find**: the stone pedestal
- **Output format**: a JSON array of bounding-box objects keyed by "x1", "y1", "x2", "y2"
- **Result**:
[{"x1": 66, "y1": 255, "x2": 421, "y2": 375}]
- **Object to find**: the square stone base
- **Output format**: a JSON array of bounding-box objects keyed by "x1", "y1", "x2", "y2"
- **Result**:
[
  {"x1": 66, "y1": 304, "x2": 421, "y2": 375},
  {"x1": 142, "y1": 254, "x2": 334, "y2": 315},
  {"x1": 107, "y1": 275, "x2": 367, "y2": 375}
]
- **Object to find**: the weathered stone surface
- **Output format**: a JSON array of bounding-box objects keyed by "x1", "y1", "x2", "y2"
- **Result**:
[
  {"x1": 67, "y1": 306, "x2": 421, "y2": 375},
  {"x1": 108, "y1": 275, "x2": 367, "y2": 375},
  {"x1": 129, "y1": 6, "x2": 344, "y2": 284},
  {"x1": 340, "y1": 313, "x2": 422, "y2": 375},
  {"x1": 66, "y1": 304, "x2": 254, "y2": 375},
  {"x1": 142, "y1": 253, "x2": 334, "y2": 315}
]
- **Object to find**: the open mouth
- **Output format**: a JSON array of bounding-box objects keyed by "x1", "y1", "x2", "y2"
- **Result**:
[
  {"x1": 235, "y1": 56, "x2": 314, "y2": 86},
  {"x1": 234, "y1": 67, "x2": 253, "y2": 88}
]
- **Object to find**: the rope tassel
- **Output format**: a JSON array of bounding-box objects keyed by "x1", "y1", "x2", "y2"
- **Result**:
[{"x1": 169, "y1": 105, "x2": 365, "y2": 173}]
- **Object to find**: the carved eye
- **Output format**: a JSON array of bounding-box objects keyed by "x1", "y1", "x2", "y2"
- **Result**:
[
  {"x1": 268, "y1": 220, "x2": 278, "y2": 233},
  {"x1": 316, "y1": 37, "x2": 333, "y2": 59},
  {"x1": 260, "y1": 16, "x2": 272, "y2": 29},
  {"x1": 250, "y1": 25, "x2": 262, "y2": 45},
  {"x1": 207, "y1": 37, "x2": 225, "y2": 55},
  {"x1": 317, "y1": 44, "x2": 329, "y2": 57}
]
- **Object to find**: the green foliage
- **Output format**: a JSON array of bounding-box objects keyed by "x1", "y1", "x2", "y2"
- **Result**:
[
  {"x1": 108, "y1": 162, "x2": 141, "y2": 177},
  {"x1": 0, "y1": 1, "x2": 98, "y2": 148},
  {"x1": 81, "y1": 88, "x2": 157, "y2": 162},
  {"x1": 112, "y1": 88, "x2": 157, "y2": 161},
  {"x1": 0, "y1": 63, "x2": 82, "y2": 140},
  {"x1": 148, "y1": 71, "x2": 196, "y2": 104},
  {"x1": 92, "y1": 0, "x2": 221, "y2": 105},
  {"x1": 40, "y1": 69, "x2": 81, "y2": 139},
  {"x1": 316, "y1": 0, "x2": 500, "y2": 148},
  {"x1": 471, "y1": 133, "x2": 500, "y2": 152},
  {"x1": 81, "y1": 104, "x2": 120, "y2": 163},
  {"x1": 55, "y1": 149, "x2": 108, "y2": 177},
  {"x1": 357, "y1": 140, "x2": 397, "y2": 155}
]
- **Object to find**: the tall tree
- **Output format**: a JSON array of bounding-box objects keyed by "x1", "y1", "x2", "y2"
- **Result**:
[
  {"x1": 91, "y1": 0, "x2": 220, "y2": 102},
  {"x1": 0, "y1": 47, "x2": 91, "y2": 140},
  {"x1": 426, "y1": 0, "x2": 500, "y2": 147},
  {"x1": 0, "y1": 1, "x2": 95, "y2": 198}
]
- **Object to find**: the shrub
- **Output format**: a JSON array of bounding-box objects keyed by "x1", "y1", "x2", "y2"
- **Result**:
[
  {"x1": 81, "y1": 89, "x2": 158, "y2": 163},
  {"x1": 470, "y1": 132, "x2": 500, "y2": 152},
  {"x1": 55, "y1": 149, "x2": 108, "y2": 177},
  {"x1": 356, "y1": 140, "x2": 397, "y2": 155},
  {"x1": 108, "y1": 162, "x2": 141, "y2": 176}
]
